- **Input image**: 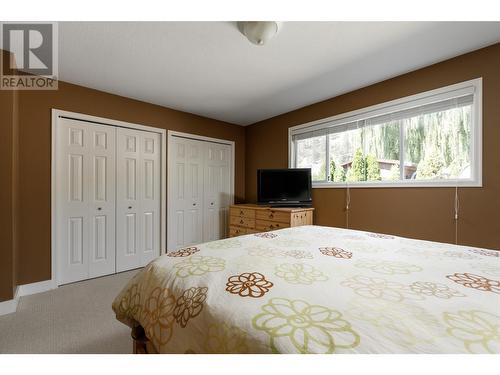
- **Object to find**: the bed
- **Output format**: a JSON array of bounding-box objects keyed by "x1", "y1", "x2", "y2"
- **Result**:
[{"x1": 112, "y1": 225, "x2": 500, "y2": 354}]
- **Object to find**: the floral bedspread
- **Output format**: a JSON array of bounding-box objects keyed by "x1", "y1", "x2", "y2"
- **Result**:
[{"x1": 112, "y1": 225, "x2": 500, "y2": 354}]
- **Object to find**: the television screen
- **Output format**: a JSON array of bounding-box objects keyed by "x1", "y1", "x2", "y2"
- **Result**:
[{"x1": 257, "y1": 169, "x2": 312, "y2": 206}]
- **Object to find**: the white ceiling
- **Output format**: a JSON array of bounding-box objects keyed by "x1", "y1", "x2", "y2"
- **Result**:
[{"x1": 58, "y1": 22, "x2": 500, "y2": 125}]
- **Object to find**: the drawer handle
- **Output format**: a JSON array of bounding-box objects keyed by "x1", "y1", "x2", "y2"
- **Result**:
[
  {"x1": 240, "y1": 210, "x2": 244, "y2": 215},
  {"x1": 240, "y1": 219, "x2": 244, "y2": 224},
  {"x1": 269, "y1": 213, "x2": 274, "y2": 219}
]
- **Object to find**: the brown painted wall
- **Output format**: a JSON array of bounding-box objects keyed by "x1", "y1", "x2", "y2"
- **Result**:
[
  {"x1": 0, "y1": 50, "x2": 19, "y2": 301},
  {"x1": 245, "y1": 43, "x2": 500, "y2": 250},
  {"x1": 0, "y1": 60, "x2": 14, "y2": 300},
  {"x1": 14, "y1": 81, "x2": 245, "y2": 287}
]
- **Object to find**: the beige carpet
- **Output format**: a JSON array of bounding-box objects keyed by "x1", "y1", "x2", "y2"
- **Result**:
[{"x1": 0, "y1": 269, "x2": 139, "y2": 354}]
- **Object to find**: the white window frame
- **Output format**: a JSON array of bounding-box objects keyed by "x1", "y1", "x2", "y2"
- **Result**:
[{"x1": 288, "y1": 78, "x2": 482, "y2": 188}]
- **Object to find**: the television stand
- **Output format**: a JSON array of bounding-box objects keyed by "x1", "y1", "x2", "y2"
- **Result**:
[{"x1": 229, "y1": 204, "x2": 314, "y2": 237}]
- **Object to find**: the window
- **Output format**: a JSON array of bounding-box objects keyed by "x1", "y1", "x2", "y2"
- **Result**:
[{"x1": 290, "y1": 79, "x2": 482, "y2": 188}]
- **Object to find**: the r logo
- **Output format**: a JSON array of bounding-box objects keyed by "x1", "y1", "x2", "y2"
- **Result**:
[{"x1": 2, "y1": 23, "x2": 54, "y2": 75}]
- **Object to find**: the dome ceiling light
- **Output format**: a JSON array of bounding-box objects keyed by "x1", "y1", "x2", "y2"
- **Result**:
[{"x1": 237, "y1": 21, "x2": 283, "y2": 46}]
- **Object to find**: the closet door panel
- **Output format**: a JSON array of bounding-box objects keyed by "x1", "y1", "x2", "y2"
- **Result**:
[
  {"x1": 203, "y1": 206, "x2": 217, "y2": 242},
  {"x1": 186, "y1": 141, "x2": 204, "y2": 246},
  {"x1": 140, "y1": 133, "x2": 161, "y2": 266},
  {"x1": 169, "y1": 139, "x2": 186, "y2": 249},
  {"x1": 56, "y1": 119, "x2": 116, "y2": 285},
  {"x1": 203, "y1": 142, "x2": 232, "y2": 242},
  {"x1": 88, "y1": 124, "x2": 116, "y2": 278},
  {"x1": 117, "y1": 128, "x2": 161, "y2": 271},
  {"x1": 116, "y1": 129, "x2": 143, "y2": 271},
  {"x1": 168, "y1": 137, "x2": 203, "y2": 251},
  {"x1": 58, "y1": 121, "x2": 88, "y2": 284}
]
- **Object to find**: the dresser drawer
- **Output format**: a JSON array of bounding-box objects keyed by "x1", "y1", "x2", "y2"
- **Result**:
[
  {"x1": 256, "y1": 210, "x2": 291, "y2": 224},
  {"x1": 291, "y1": 211, "x2": 313, "y2": 226},
  {"x1": 230, "y1": 215, "x2": 255, "y2": 229},
  {"x1": 255, "y1": 219, "x2": 289, "y2": 232},
  {"x1": 229, "y1": 226, "x2": 247, "y2": 237},
  {"x1": 230, "y1": 207, "x2": 256, "y2": 219}
]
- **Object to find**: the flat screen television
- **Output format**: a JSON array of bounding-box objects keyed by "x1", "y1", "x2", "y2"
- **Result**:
[{"x1": 257, "y1": 168, "x2": 312, "y2": 207}]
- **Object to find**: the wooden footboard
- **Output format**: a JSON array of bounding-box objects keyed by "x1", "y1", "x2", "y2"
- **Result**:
[{"x1": 131, "y1": 324, "x2": 155, "y2": 354}]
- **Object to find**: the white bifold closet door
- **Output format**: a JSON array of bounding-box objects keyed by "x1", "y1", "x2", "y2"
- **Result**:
[
  {"x1": 169, "y1": 136, "x2": 204, "y2": 248},
  {"x1": 168, "y1": 136, "x2": 231, "y2": 251},
  {"x1": 116, "y1": 128, "x2": 161, "y2": 272},
  {"x1": 56, "y1": 118, "x2": 116, "y2": 284},
  {"x1": 56, "y1": 118, "x2": 161, "y2": 285},
  {"x1": 203, "y1": 142, "x2": 231, "y2": 242}
]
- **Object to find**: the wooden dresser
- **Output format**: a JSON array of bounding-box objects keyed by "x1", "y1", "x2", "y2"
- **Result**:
[{"x1": 229, "y1": 204, "x2": 314, "y2": 237}]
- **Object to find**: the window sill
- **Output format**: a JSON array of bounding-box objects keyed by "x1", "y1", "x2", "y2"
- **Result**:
[{"x1": 312, "y1": 179, "x2": 482, "y2": 189}]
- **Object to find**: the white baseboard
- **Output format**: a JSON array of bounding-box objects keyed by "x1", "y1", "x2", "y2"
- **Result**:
[
  {"x1": 0, "y1": 280, "x2": 56, "y2": 316},
  {"x1": 0, "y1": 286, "x2": 19, "y2": 316},
  {"x1": 17, "y1": 279, "x2": 55, "y2": 297},
  {"x1": 0, "y1": 298, "x2": 18, "y2": 316}
]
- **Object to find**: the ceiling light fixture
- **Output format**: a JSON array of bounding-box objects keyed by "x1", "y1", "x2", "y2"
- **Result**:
[{"x1": 238, "y1": 21, "x2": 283, "y2": 46}]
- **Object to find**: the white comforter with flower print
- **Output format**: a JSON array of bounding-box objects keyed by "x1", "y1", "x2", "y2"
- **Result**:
[{"x1": 112, "y1": 225, "x2": 500, "y2": 354}]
